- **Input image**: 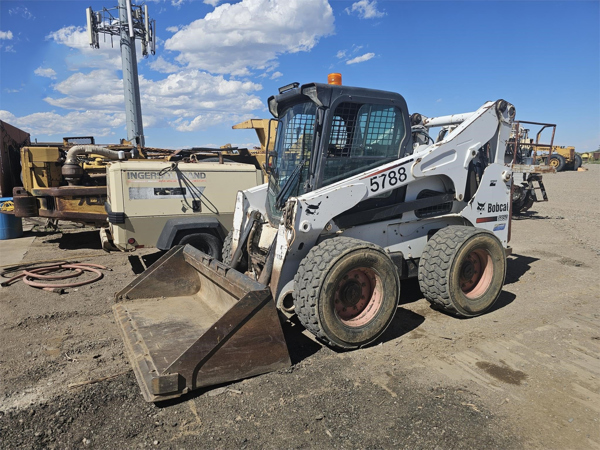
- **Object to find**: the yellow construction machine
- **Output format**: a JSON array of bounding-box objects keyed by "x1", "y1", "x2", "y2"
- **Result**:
[{"x1": 537, "y1": 145, "x2": 581, "y2": 172}]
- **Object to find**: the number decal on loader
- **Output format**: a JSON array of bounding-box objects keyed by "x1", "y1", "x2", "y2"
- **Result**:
[{"x1": 369, "y1": 167, "x2": 407, "y2": 193}]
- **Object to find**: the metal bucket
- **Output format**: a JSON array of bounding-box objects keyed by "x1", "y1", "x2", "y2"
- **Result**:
[{"x1": 114, "y1": 245, "x2": 290, "y2": 402}]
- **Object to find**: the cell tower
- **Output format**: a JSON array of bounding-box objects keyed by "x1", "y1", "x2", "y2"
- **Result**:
[{"x1": 86, "y1": 0, "x2": 156, "y2": 147}]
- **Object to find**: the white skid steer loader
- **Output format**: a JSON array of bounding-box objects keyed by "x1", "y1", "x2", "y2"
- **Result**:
[{"x1": 114, "y1": 77, "x2": 517, "y2": 401}]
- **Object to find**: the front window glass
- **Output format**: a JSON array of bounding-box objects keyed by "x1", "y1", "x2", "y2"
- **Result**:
[
  {"x1": 266, "y1": 102, "x2": 317, "y2": 223},
  {"x1": 323, "y1": 103, "x2": 405, "y2": 186}
]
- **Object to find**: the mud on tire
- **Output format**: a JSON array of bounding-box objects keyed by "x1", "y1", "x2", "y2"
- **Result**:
[
  {"x1": 293, "y1": 237, "x2": 400, "y2": 349},
  {"x1": 418, "y1": 226, "x2": 506, "y2": 317}
]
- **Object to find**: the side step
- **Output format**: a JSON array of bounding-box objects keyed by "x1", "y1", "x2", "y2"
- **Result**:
[{"x1": 113, "y1": 245, "x2": 291, "y2": 402}]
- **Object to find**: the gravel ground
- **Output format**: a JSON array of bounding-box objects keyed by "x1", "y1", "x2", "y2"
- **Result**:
[{"x1": 0, "y1": 164, "x2": 598, "y2": 449}]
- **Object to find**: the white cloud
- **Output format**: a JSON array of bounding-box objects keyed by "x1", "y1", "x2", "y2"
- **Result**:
[
  {"x1": 336, "y1": 50, "x2": 347, "y2": 59},
  {"x1": 34, "y1": 67, "x2": 57, "y2": 79},
  {"x1": 9, "y1": 65, "x2": 265, "y2": 135},
  {"x1": 2, "y1": 45, "x2": 15, "y2": 53},
  {"x1": 7, "y1": 1, "x2": 336, "y2": 139},
  {"x1": 0, "y1": 30, "x2": 13, "y2": 40},
  {"x1": 8, "y1": 6, "x2": 34, "y2": 20},
  {"x1": 346, "y1": 0, "x2": 386, "y2": 19},
  {"x1": 47, "y1": 26, "x2": 127, "y2": 70},
  {"x1": 165, "y1": 26, "x2": 180, "y2": 33},
  {"x1": 0, "y1": 110, "x2": 125, "y2": 138},
  {"x1": 346, "y1": 52, "x2": 375, "y2": 65},
  {"x1": 203, "y1": 0, "x2": 222, "y2": 6},
  {"x1": 165, "y1": 0, "x2": 334, "y2": 75},
  {"x1": 149, "y1": 56, "x2": 181, "y2": 73}
]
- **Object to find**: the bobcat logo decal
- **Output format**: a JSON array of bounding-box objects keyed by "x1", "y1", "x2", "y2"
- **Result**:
[{"x1": 477, "y1": 202, "x2": 486, "y2": 211}]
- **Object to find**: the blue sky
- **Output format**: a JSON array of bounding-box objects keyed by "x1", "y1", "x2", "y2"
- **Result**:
[{"x1": 1, "y1": 0, "x2": 598, "y2": 151}]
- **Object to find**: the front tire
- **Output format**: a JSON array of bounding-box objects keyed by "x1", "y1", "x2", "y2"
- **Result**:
[
  {"x1": 222, "y1": 229, "x2": 248, "y2": 270},
  {"x1": 512, "y1": 183, "x2": 535, "y2": 214},
  {"x1": 418, "y1": 226, "x2": 506, "y2": 317},
  {"x1": 293, "y1": 237, "x2": 400, "y2": 349},
  {"x1": 573, "y1": 154, "x2": 582, "y2": 170},
  {"x1": 548, "y1": 154, "x2": 566, "y2": 172}
]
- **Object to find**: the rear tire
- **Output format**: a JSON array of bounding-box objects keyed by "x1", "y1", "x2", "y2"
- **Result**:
[
  {"x1": 548, "y1": 154, "x2": 566, "y2": 172},
  {"x1": 418, "y1": 226, "x2": 506, "y2": 317},
  {"x1": 178, "y1": 232, "x2": 222, "y2": 260},
  {"x1": 573, "y1": 154, "x2": 582, "y2": 170},
  {"x1": 293, "y1": 237, "x2": 400, "y2": 349}
]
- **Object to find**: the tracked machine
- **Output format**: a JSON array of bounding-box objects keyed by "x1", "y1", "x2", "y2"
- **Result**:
[{"x1": 115, "y1": 76, "x2": 519, "y2": 401}]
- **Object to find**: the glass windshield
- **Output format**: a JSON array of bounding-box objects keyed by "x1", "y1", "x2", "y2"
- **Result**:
[{"x1": 266, "y1": 102, "x2": 317, "y2": 223}]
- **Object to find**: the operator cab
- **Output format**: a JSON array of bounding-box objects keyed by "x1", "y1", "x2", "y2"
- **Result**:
[{"x1": 265, "y1": 78, "x2": 412, "y2": 225}]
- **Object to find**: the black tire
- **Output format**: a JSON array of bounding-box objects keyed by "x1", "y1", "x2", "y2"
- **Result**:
[
  {"x1": 293, "y1": 237, "x2": 400, "y2": 349},
  {"x1": 573, "y1": 154, "x2": 582, "y2": 170},
  {"x1": 418, "y1": 226, "x2": 506, "y2": 317},
  {"x1": 548, "y1": 154, "x2": 566, "y2": 172},
  {"x1": 512, "y1": 183, "x2": 535, "y2": 215},
  {"x1": 178, "y1": 232, "x2": 222, "y2": 260},
  {"x1": 222, "y1": 228, "x2": 248, "y2": 270}
]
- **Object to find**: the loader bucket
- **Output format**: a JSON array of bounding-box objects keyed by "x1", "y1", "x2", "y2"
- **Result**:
[{"x1": 113, "y1": 245, "x2": 291, "y2": 402}]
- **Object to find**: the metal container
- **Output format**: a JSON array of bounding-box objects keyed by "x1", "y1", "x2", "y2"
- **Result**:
[{"x1": 0, "y1": 197, "x2": 23, "y2": 240}]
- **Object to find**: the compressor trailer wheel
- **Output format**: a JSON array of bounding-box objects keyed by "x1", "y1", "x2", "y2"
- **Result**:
[
  {"x1": 418, "y1": 226, "x2": 506, "y2": 317},
  {"x1": 293, "y1": 237, "x2": 400, "y2": 349}
]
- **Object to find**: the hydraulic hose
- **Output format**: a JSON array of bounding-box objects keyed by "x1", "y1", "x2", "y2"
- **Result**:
[{"x1": 1, "y1": 263, "x2": 109, "y2": 293}]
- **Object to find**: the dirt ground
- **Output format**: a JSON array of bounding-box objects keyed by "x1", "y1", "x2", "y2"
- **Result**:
[{"x1": 1, "y1": 165, "x2": 599, "y2": 449}]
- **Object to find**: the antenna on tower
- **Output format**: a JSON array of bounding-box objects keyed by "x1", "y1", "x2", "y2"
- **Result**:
[{"x1": 86, "y1": 1, "x2": 156, "y2": 147}]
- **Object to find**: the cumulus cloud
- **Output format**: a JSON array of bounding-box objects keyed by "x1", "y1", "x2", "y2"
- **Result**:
[
  {"x1": 165, "y1": 0, "x2": 334, "y2": 75},
  {"x1": 34, "y1": 67, "x2": 57, "y2": 79},
  {"x1": 9, "y1": 65, "x2": 264, "y2": 135},
  {"x1": 0, "y1": 110, "x2": 125, "y2": 138},
  {"x1": 165, "y1": 26, "x2": 180, "y2": 33},
  {"x1": 47, "y1": 26, "x2": 130, "y2": 70},
  {"x1": 7, "y1": 0, "x2": 337, "y2": 139},
  {"x1": 346, "y1": 0, "x2": 385, "y2": 19},
  {"x1": 346, "y1": 52, "x2": 375, "y2": 65},
  {"x1": 149, "y1": 56, "x2": 181, "y2": 73},
  {"x1": 0, "y1": 30, "x2": 13, "y2": 40}
]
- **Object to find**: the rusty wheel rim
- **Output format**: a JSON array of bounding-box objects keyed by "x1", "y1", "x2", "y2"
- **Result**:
[
  {"x1": 334, "y1": 267, "x2": 383, "y2": 327},
  {"x1": 460, "y1": 249, "x2": 493, "y2": 299},
  {"x1": 549, "y1": 158, "x2": 560, "y2": 168}
]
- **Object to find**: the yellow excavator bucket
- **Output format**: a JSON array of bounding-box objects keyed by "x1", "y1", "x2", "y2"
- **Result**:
[{"x1": 113, "y1": 245, "x2": 291, "y2": 402}]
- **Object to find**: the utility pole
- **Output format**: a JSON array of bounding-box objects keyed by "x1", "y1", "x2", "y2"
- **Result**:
[{"x1": 86, "y1": 1, "x2": 155, "y2": 147}]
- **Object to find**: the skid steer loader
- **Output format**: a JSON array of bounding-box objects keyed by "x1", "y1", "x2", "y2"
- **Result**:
[{"x1": 115, "y1": 77, "x2": 518, "y2": 402}]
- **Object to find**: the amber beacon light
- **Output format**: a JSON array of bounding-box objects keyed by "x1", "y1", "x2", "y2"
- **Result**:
[{"x1": 328, "y1": 73, "x2": 342, "y2": 85}]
